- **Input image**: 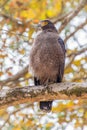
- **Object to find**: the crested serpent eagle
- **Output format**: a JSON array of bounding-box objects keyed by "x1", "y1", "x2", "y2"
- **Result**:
[{"x1": 29, "y1": 20, "x2": 65, "y2": 112}]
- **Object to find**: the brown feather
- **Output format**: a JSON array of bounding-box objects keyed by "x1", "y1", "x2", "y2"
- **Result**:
[{"x1": 30, "y1": 31, "x2": 65, "y2": 84}]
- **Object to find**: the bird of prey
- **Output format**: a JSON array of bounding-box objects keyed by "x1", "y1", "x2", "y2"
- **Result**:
[{"x1": 29, "y1": 20, "x2": 65, "y2": 112}]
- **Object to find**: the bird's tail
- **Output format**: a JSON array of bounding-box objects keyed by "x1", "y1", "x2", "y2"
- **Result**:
[
  {"x1": 34, "y1": 77, "x2": 53, "y2": 112},
  {"x1": 40, "y1": 101, "x2": 53, "y2": 112}
]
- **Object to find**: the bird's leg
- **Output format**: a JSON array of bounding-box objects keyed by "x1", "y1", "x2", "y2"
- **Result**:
[
  {"x1": 43, "y1": 79, "x2": 53, "y2": 87},
  {"x1": 34, "y1": 77, "x2": 40, "y2": 86}
]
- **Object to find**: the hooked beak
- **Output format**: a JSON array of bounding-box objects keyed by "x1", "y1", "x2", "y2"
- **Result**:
[
  {"x1": 32, "y1": 23, "x2": 41, "y2": 29},
  {"x1": 32, "y1": 21, "x2": 41, "y2": 30},
  {"x1": 37, "y1": 23, "x2": 41, "y2": 28}
]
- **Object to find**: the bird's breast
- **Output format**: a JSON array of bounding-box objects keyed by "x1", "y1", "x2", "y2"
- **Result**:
[{"x1": 29, "y1": 32, "x2": 64, "y2": 82}]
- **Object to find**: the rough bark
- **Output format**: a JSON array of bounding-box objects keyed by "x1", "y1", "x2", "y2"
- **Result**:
[{"x1": 0, "y1": 82, "x2": 87, "y2": 109}]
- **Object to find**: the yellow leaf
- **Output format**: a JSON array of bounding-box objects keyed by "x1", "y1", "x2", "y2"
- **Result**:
[
  {"x1": 25, "y1": 120, "x2": 34, "y2": 127},
  {"x1": 47, "y1": 10, "x2": 54, "y2": 17},
  {"x1": 84, "y1": 111, "x2": 87, "y2": 119},
  {"x1": 85, "y1": 5, "x2": 87, "y2": 11},
  {"x1": 21, "y1": 9, "x2": 35, "y2": 19},
  {"x1": 25, "y1": 80, "x2": 29, "y2": 85},
  {"x1": 46, "y1": 122, "x2": 54, "y2": 128},
  {"x1": 0, "y1": 54, "x2": 8, "y2": 58},
  {"x1": 0, "y1": 71, "x2": 3, "y2": 76},
  {"x1": 28, "y1": 28, "x2": 35, "y2": 39},
  {"x1": 73, "y1": 59, "x2": 81, "y2": 66},
  {"x1": 5, "y1": 5, "x2": 9, "y2": 11},
  {"x1": 78, "y1": 108, "x2": 84, "y2": 113},
  {"x1": 18, "y1": 113, "x2": 26, "y2": 117},
  {"x1": 19, "y1": 49, "x2": 25, "y2": 54},
  {"x1": 65, "y1": 67, "x2": 73, "y2": 73},
  {"x1": 25, "y1": 73, "x2": 32, "y2": 78},
  {"x1": 13, "y1": 126, "x2": 21, "y2": 130},
  {"x1": 0, "y1": 109, "x2": 5, "y2": 115},
  {"x1": 38, "y1": 124, "x2": 42, "y2": 128},
  {"x1": 66, "y1": 101, "x2": 74, "y2": 108},
  {"x1": 55, "y1": 0, "x2": 62, "y2": 12},
  {"x1": 21, "y1": 10, "x2": 29, "y2": 18}
]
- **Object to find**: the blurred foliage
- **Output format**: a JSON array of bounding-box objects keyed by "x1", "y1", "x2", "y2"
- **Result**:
[{"x1": 0, "y1": 0, "x2": 87, "y2": 130}]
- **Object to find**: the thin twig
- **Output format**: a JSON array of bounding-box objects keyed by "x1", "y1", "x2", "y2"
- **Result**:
[
  {"x1": 52, "y1": 11, "x2": 72, "y2": 23},
  {"x1": 58, "y1": 0, "x2": 87, "y2": 33},
  {"x1": 0, "y1": 103, "x2": 32, "y2": 129},
  {"x1": 64, "y1": 19, "x2": 87, "y2": 43},
  {"x1": 67, "y1": 46, "x2": 87, "y2": 57},
  {"x1": 65, "y1": 46, "x2": 87, "y2": 69},
  {"x1": 0, "y1": 0, "x2": 9, "y2": 9},
  {"x1": 0, "y1": 65, "x2": 28, "y2": 86}
]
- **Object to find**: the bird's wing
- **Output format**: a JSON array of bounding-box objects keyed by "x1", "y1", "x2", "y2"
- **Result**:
[
  {"x1": 58, "y1": 37, "x2": 66, "y2": 55},
  {"x1": 57, "y1": 37, "x2": 66, "y2": 82}
]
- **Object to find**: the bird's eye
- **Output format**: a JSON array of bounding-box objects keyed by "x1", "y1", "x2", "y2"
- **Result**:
[{"x1": 41, "y1": 21, "x2": 48, "y2": 27}]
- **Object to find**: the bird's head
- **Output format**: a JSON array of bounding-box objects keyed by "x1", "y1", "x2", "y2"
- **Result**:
[{"x1": 38, "y1": 20, "x2": 57, "y2": 31}]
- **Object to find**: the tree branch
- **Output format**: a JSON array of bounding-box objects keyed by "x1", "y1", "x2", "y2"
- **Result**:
[
  {"x1": 0, "y1": 0, "x2": 9, "y2": 9},
  {"x1": 64, "y1": 19, "x2": 87, "y2": 43},
  {"x1": 67, "y1": 46, "x2": 87, "y2": 58},
  {"x1": 52, "y1": 11, "x2": 73, "y2": 23},
  {"x1": 65, "y1": 46, "x2": 87, "y2": 69},
  {"x1": 0, "y1": 65, "x2": 28, "y2": 86},
  {"x1": 58, "y1": 0, "x2": 87, "y2": 33},
  {"x1": 0, "y1": 13, "x2": 21, "y2": 25},
  {"x1": 0, "y1": 103, "x2": 32, "y2": 129},
  {"x1": 0, "y1": 82, "x2": 87, "y2": 109}
]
